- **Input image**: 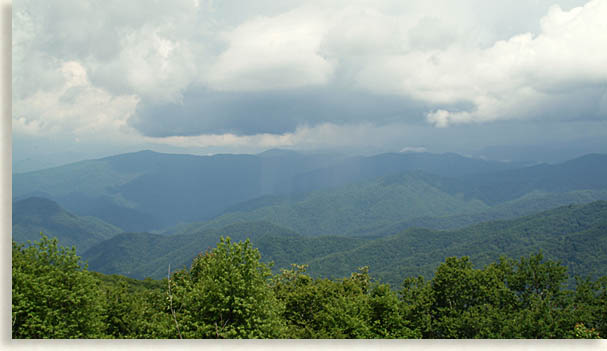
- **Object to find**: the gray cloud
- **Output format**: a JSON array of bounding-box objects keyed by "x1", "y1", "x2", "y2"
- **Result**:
[{"x1": 131, "y1": 87, "x2": 431, "y2": 137}]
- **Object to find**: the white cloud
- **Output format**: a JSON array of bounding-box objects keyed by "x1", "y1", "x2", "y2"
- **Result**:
[
  {"x1": 13, "y1": 61, "x2": 140, "y2": 142},
  {"x1": 145, "y1": 122, "x2": 430, "y2": 152},
  {"x1": 115, "y1": 27, "x2": 198, "y2": 103},
  {"x1": 356, "y1": 0, "x2": 607, "y2": 126},
  {"x1": 400, "y1": 146, "x2": 428, "y2": 153},
  {"x1": 13, "y1": 0, "x2": 208, "y2": 103},
  {"x1": 206, "y1": 6, "x2": 335, "y2": 91}
]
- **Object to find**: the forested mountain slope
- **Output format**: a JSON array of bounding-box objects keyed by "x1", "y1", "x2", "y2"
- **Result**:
[
  {"x1": 190, "y1": 172, "x2": 490, "y2": 236},
  {"x1": 82, "y1": 201, "x2": 607, "y2": 285},
  {"x1": 347, "y1": 189, "x2": 607, "y2": 237},
  {"x1": 306, "y1": 201, "x2": 607, "y2": 287},
  {"x1": 12, "y1": 197, "x2": 122, "y2": 253},
  {"x1": 431, "y1": 153, "x2": 607, "y2": 204},
  {"x1": 82, "y1": 221, "x2": 369, "y2": 279}
]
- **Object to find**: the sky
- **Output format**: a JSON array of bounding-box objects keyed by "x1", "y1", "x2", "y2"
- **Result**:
[{"x1": 11, "y1": 0, "x2": 607, "y2": 171}]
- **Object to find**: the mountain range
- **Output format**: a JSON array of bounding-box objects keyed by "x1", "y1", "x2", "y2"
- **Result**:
[
  {"x1": 12, "y1": 150, "x2": 607, "y2": 285},
  {"x1": 81, "y1": 201, "x2": 607, "y2": 288},
  {"x1": 13, "y1": 150, "x2": 531, "y2": 231}
]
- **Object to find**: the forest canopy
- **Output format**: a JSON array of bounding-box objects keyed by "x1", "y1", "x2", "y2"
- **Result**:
[{"x1": 11, "y1": 234, "x2": 607, "y2": 339}]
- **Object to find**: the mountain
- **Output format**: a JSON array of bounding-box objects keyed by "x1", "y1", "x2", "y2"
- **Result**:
[
  {"x1": 12, "y1": 197, "x2": 122, "y2": 253},
  {"x1": 474, "y1": 137, "x2": 607, "y2": 164},
  {"x1": 12, "y1": 150, "x2": 525, "y2": 232},
  {"x1": 13, "y1": 150, "x2": 341, "y2": 231},
  {"x1": 346, "y1": 189, "x2": 607, "y2": 237},
  {"x1": 435, "y1": 153, "x2": 607, "y2": 205},
  {"x1": 174, "y1": 153, "x2": 607, "y2": 237},
  {"x1": 305, "y1": 201, "x2": 607, "y2": 287},
  {"x1": 82, "y1": 221, "x2": 368, "y2": 279},
  {"x1": 82, "y1": 201, "x2": 607, "y2": 287},
  {"x1": 289, "y1": 152, "x2": 525, "y2": 194},
  {"x1": 14, "y1": 150, "x2": 607, "y2": 235},
  {"x1": 180, "y1": 171, "x2": 490, "y2": 236}
]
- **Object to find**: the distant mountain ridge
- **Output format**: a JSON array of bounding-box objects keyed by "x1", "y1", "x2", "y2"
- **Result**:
[
  {"x1": 13, "y1": 150, "x2": 607, "y2": 237},
  {"x1": 188, "y1": 171, "x2": 490, "y2": 236},
  {"x1": 12, "y1": 197, "x2": 122, "y2": 253},
  {"x1": 13, "y1": 150, "x2": 525, "y2": 231},
  {"x1": 81, "y1": 221, "x2": 363, "y2": 279},
  {"x1": 174, "y1": 154, "x2": 607, "y2": 237}
]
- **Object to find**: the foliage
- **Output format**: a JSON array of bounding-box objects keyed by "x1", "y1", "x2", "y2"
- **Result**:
[
  {"x1": 400, "y1": 253, "x2": 605, "y2": 338},
  {"x1": 100, "y1": 277, "x2": 170, "y2": 338},
  {"x1": 167, "y1": 237, "x2": 286, "y2": 338},
  {"x1": 273, "y1": 264, "x2": 418, "y2": 338},
  {"x1": 12, "y1": 233, "x2": 607, "y2": 339},
  {"x1": 12, "y1": 234, "x2": 105, "y2": 338}
]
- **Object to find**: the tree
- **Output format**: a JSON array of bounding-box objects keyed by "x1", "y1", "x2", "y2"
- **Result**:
[
  {"x1": 427, "y1": 257, "x2": 513, "y2": 338},
  {"x1": 101, "y1": 277, "x2": 170, "y2": 338},
  {"x1": 168, "y1": 237, "x2": 286, "y2": 338},
  {"x1": 12, "y1": 234, "x2": 105, "y2": 338},
  {"x1": 495, "y1": 253, "x2": 575, "y2": 338}
]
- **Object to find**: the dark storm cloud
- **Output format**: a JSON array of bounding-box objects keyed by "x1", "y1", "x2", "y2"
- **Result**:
[{"x1": 130, "y1": 87, "x2": 432, "y2": 137}]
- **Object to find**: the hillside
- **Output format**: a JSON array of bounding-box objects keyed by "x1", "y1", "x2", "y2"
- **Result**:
[
  {"x1": 305, "y1": 201, "x2": 607, "y2": 287},
  {"x1": 82, "y1": 201, "x2": 607, "y2": 286},
  {"x1": 434, "y1": 153, "x2": 607, "y2": 205},
  {"x1": 12, "y1": 197, "x2": 123, "y2": 253},
  {"x1": 347, "y1": 189, "x2": 607, "y2": 237},
  {"x1": 82, "y1": 221, "x2": 369, "y2": 279},
  {"x1": 184, "y1": 172, "x2": 490, "y2": 236},
  {"x1": 289, "y1": 152, "x2": 527, "y2": 194}
]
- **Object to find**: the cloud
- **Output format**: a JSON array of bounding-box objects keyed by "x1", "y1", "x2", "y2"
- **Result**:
[
  {"x1": 400, "y1": 146, "x2": 428, "y2": 153},
  {"x1": 12, "y1": 0, "x2": 607, "y2": 161},
  {"x1": 13, "y1": 0, "x2": 209, "y2": 103},
  {"x1": 205, "y1": 6, "x2": 335, "y2": 91},
  {"x1": 130, "y1": 86, "x2": 428, "y2": 137},
  {"x1": 356, "y1": 0, "x2": 607, "y2": 126},
  {"x1": 13, "y1": 61, "x2": 140, "y2": 142}
]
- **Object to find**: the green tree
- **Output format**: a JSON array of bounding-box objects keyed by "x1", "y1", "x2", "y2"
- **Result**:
[
  {"x1": 168, "y1": 237, "x2": 286, "y2": 338},
  {"x1": 101, "y1": 277, "x2": 170, "y2": 338},
  {"x1": 12, "y1": 234, "x2": 105, "y2": 338},
  {"x1": 496, "y1": 253, "x2": 576, "y2": 338},
  {"x1": 273, "y1": 265, "x2": 374, "y2": 338},
  {"x1": 400, "y1": 276, "x2": 433, "y2": 337},
  {"x1": 368, "y1": 283, "x2": 418, "y2": 338},
  {"x1": 428, "y1": 257, "x2": 513, "y2": 338},
  {"x1": 273, "y1": 265, "x2": 417, "y2": 338}
]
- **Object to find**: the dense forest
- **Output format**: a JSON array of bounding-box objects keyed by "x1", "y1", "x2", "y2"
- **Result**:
[
  {"x1": 15, "y1": 198, "x2": 606, "y2": 289},
  {"x1": 12, "y1": 234, "x2": 606, "y2": 339}
]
